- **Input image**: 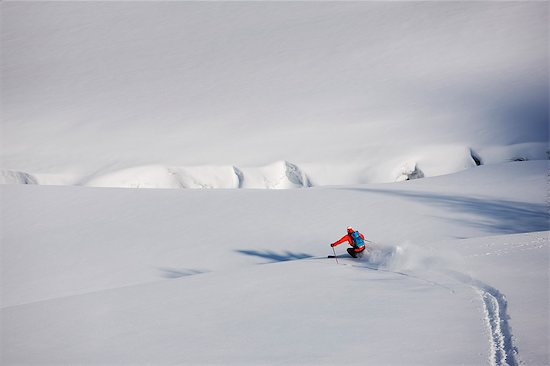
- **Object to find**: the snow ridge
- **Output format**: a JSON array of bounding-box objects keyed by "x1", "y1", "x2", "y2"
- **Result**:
[
  {"x1": 0, "y1": 170, "x2": 37, "y2": 185},
  {"x1": 395, "y1": 161, "x2": 425, "y2": 182},
  {"x1": 78, "y1": 160, "x2": 311, "y2": 189}
]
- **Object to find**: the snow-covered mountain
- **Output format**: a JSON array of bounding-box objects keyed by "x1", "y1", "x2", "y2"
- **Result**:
[
  {"x1": 1, "y1": 2, "x2": 548, "y2": 365},
  {"x1": 1, "y1": 1, "x2": 548, "y2": 187}
]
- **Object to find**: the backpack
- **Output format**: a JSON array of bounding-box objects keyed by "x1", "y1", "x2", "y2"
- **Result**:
[{"x1": 350, "y1": 231, "x2": 365, "y2": 248}]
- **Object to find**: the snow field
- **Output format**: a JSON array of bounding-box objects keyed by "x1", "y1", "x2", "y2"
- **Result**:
[
  {"x1": 1, "y1": 1, "x2": 548, "y2": 364},
  {"x1": 1, "y1": 161, "x2": 548, "y2": 365}
]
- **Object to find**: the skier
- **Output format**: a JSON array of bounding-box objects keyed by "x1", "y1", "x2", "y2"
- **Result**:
[{"x1": 330, "y1": 226, "x2": 367, "y2": 258}]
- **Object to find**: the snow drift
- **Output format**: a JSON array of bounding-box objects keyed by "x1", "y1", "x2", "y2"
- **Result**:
[
  {"x1": 2, "y1": 144, "x2": 548, "y2": 188},
  {"x1": 79, "y1": 160, "x2": 311, "y2": 189},
  {"x1": 0, "y1": 170, "x2": 37, "y2": 185}
]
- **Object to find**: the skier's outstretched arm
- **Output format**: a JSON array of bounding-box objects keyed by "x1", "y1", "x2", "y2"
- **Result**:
[{"x1": 331, "y1": 235, "x2": 350, "y2": 247}]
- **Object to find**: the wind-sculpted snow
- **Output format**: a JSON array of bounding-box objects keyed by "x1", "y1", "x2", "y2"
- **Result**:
[
  {"x1": 0, "y1": 170, "x2": 37, "y2": 185},
  {"x1": 238, "y1": 161, "x2": 312, "y2": 189},
  {"x1": 79, "y1": 160, "x2": 311, "y2": 189},
  {"x1": 395, "y1": 161, "x2": 425, "y2": 182},
  {"x1": 2, "y1": 146, "x2": 548, "y2": 189}
]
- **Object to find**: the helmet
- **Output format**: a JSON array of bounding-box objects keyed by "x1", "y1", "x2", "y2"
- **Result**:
[{"x1": 347, "y1": 226, "x2": 354, "y2": 232}]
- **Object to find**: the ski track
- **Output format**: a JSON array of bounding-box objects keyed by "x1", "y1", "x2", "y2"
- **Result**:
[
  {"x1": 321, "y1": 249, "x2": 521, "y2": 366},
  {"x1": 444, "y1": 270, "x2": 520, "y2": 366},
  {"x1": 342, "y1": 260, "x2": 456, "y2": 294},
  {"x1": 367, "y1": 244, "x2": 522, "y2": 366}
]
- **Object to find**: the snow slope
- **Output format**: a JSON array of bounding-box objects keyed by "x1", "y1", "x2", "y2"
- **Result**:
[
  {"x1": 2, "y1": 161, "x2": 548, "y2": 365},
  {"x1": 1, "y1": 1, "x2": 548, "y2": 364},
  {"x1": 438, "y1": 231, "x2": 549, "y2": 366},
  {"x1": 1, "y1": 1, "x2": 548, "y2": 185}
]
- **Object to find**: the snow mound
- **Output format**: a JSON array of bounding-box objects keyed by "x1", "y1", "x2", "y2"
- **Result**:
[
  {"x1": 82, "y1": 165, "x2": 183, "y2": 189},
  {"x1": 1, "y1": 170, "x2": 38, "y2": 185},
  {"x1": 169, "y1": 166, "x2": 241, "y2": 189},
  {"x1": 239, "y1": 161, "x2": 311, "y2": 189},
  {"x1": 81, "y1": 161, "x2": 311, "y2": 189},
  {"x1": 395, "y1": 161, "x2": 425, "y2": 182},
  {"x1": 478, "y1": 142, "x2": 549, "y2": 165}
]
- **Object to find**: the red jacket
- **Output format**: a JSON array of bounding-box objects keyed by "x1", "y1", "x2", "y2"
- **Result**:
[{"x1": 332, "y1": 232, "x2": 366, "y2": 252}]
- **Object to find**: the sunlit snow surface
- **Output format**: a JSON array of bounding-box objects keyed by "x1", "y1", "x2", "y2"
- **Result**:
[
  {"x1": 2, "y1": 162, "x2": 548, "y2": 365},
  {"x1": 1, "y1": 2, "x2": 548, "y2": 365}
]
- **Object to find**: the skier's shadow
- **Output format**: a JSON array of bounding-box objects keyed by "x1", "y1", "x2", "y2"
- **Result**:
[{"x1": 236, "y1": 249, "x2": 313, "y2": 263}]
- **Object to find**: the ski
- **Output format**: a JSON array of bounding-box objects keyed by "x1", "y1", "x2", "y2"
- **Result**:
[{"x1": 328, "y1": 255, "x2": 365, "y2": 259}]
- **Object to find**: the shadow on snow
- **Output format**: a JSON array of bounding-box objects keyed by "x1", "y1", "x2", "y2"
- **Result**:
[
  {"x1": 342, "y1": 188, "x2": 549, "y2": 235},
  {"x1": 158, "y1": 267, "x2": 206, "y2": 279},
  {"x1": 236, "y1": 249, "x2": 313, "y2": 263}
]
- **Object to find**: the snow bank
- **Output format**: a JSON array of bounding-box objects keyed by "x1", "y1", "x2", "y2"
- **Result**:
[
  {"x1": 82, "y1": 165, "x2": 183, "y2": 189},
  {"x1": 478, "y1": 142, "x2": 549, "y2": 164},
  {"x1": 3, "y1": 146, "x2": 548, "y2": 189},
  {"x1": 239, "y1": 160, "x2": 311, "y2": 189},
  {"x1": 81, "y1": 160, "x2": 311, "y2": 189},
  {"x1": 0, "y1": 170, "x2": 37, "y2": 185}
]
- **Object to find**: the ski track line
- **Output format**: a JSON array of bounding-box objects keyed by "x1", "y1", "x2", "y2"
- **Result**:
[
  {"x1": 2, "y1": 269, "x2": 210, "y2": 309},
  {"x1": 355, "y1": 263, "x2": 456, "y2": 294},
  {"x1": 444, "y1": 270, "x2": 520, "y2": 366},
  {"x1": 310, "y1": 256, "x2": 456, "y2": 294},
  {"x1": 317, "y1": 256, "x2": 521, "y2": 366},
  {"x1": 476, "y1": 283, "x2": 520, "y2": 366}
]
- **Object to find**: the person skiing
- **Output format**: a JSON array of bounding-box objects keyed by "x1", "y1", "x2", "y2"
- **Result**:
[{"x1": 330, "y1": 226, "x2": 367, "y2": 258}]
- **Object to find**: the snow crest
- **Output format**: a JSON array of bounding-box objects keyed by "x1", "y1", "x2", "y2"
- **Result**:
[
  {"x1": 80, "y1": 161, "x2": 311, "y2": 189},
  {"x1": 1, "y1": 170, "x2": 38, "y2": 185},
  {"x1": 2, "y1": 145, "x2": 547, "y2": 189}
]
